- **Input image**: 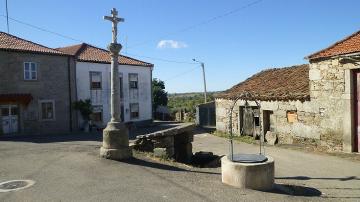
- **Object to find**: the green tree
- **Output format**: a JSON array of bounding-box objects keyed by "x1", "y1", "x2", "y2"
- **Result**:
[
  {"x1": 152, "y1": 78, "x2": 168, "y2": 111},
  {"x1": 73, "y1": 99, "x2": 93, "y2": 121}
]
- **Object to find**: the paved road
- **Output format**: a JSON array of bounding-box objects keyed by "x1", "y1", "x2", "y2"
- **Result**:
[
  {"x1": 193, "y1": 131, "x2": 360, "y2": 200},
  {"x1": 0, "y1": 131, "x2": 359, "y2": 201}
]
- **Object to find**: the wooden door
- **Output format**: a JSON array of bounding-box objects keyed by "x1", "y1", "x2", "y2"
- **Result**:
[
  {"x1": 1, "y1": 105, "x2": 18, "y2": 134},
  {"x1": 355, "y1": 71, "x2": 360, "y2": 152}
]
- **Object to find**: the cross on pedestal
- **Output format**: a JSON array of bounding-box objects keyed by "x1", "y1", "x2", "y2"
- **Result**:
[
  {"x1": 100, "y1": 8, "x2": 132, "y2": 160},
  {"x1": 103, "y1": 7, "x2": 124, "y2": 122},
  {"x1": 104, "y1": 8, "x2": 124, "y2": 44}
]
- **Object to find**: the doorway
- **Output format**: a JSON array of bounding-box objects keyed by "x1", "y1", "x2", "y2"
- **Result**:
[
  {"x1": 1, "y1": 105, "x2": 19, "y2": 134},
  {"x1": 354, "y1": 70, "x2": 360, "y2": 152}
]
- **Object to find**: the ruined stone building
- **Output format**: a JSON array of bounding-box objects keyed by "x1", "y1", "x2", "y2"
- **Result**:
[{"x1": 216, "y1": 29, "x2": 360, "y2": 153}]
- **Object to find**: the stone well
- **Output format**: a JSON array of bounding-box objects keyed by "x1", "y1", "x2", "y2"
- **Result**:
[{"x1": 221, "y1": 156, "x2": 274, "y2": 191}]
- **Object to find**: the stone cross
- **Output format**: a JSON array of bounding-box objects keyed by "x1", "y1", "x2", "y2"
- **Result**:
[
  {"x1": 103, "y1": 8, "x2": 124, "y2": 122},
  {"x1": 103, "y1": 8, "x2": 124, "y2": 43},
  {"x1": 100, "y1": 8, "x2": 132, "y2": 160}
]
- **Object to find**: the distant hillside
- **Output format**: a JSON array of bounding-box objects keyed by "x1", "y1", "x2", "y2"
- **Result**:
[
  {"x1": 168, "y1": 92, "x2": 218, "y2": 122},
  {"x1": 169, "y1": 91, "x2": 220, "y2": 98}
]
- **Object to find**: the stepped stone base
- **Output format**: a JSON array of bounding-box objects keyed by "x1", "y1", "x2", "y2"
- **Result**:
[{"x1": 100, "y1": 121, "x2": 132, "y2": 160}]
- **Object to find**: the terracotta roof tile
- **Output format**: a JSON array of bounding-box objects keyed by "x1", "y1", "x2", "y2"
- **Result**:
[
  {"x1": 307, "y1": 30, "x2": 360, "y2": 60},
  {"x1": 216, "y1": 64, "x2": 310, "y2": 102},
  {"x1": 57, "y1": 43, "x2": 153, "y2": 67},
  {"x1": 0, "y1": 32, "x2": 66, "y2": 55}
]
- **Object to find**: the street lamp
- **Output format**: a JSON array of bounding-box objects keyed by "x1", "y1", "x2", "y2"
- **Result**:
[{"x1": 193, "y1": 59, "x2": 207, "y2": 103}]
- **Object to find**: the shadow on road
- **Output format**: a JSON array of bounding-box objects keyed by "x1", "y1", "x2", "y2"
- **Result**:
[
  {"x1": 0, "y1": 132, "x2": 103, "y2": 143},
  {"x1": 276, "y1": 176, "x2": 360, "y2": 181},
  {"x1": 123, "y1": 157, "x2": 221, "y2": 175},
  {"x1": 268, "y1": 184, "x2": 322, "y2": 197}
]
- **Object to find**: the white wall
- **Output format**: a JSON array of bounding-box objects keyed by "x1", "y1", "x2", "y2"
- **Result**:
[{"x1": 76, "y1": 62, "x2": 152, "y2": 126}]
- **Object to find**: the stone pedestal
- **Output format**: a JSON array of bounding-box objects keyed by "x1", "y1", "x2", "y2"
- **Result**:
[
  {"x1": 100, "y1": 122, "x2": 132, "y2": 160},
  {"x1": 221, "y1": 156, "x2": 274, "y2": 191}
]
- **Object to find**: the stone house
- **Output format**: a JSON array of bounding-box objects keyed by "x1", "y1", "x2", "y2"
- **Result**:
[
  {"x1": 0, "y1": 32, "x2": 77, "y2": 135},
  {"x1": 57, "y1": 43, "x2": 154, "y2": 128},
  {"x1": 216, "y1": 29, "x2": 360, "y2": 153}
]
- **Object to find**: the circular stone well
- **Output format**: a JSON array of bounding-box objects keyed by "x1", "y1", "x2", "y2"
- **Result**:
[{"x1": 221, "y1": 156, "x2": 274, "y2": 191}]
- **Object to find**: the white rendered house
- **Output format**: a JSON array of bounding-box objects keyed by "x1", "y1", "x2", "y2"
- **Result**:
[{"x1": 58, "y1": 43, "x2": 153, "y2": 127}]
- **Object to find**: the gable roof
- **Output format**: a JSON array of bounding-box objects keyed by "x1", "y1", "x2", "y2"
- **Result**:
[
  {"x1": 307, "y1": 30, "x2": 360, "y2": 60},
  {"x1": 0, "y1": 32, "x2": 66, "y2": 56},
  {"x1": 216, "y1": 64, "x2": 310, "y2": 102},
  {"x1": 57, "y1": 43, "x2": 153, "y2": 67}
]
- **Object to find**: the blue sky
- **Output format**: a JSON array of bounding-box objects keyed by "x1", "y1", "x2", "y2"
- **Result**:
[{"x1": 1, "y1": 0, "x2": 360, "y2": 93}]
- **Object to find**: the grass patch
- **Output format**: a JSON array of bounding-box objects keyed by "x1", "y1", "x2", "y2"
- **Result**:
[{"x1": 211, "y1": 130, "x2": 256, "y2": 144}]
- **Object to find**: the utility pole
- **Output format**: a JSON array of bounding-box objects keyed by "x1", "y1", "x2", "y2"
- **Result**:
[
  {"x1": 5, "y1": 0, "x2": 9, "y2": 33},
  {"x1": 193, "y1": 59, "x2": 207, "y2": 103}
]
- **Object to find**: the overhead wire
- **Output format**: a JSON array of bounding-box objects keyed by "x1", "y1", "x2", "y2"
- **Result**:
[
  {"x1": 164, "y1": 65, "x2": 201, "y2": 82},
  {"x1": 0, "y1": 0, "x2": 264, "y2": 81},
  {"x1": 127, "y1": 0, "x2": 264, "y2": 49},
  {"x1": 126, "y1": 52, "x2": 196, "y2": 65},
  {"x1": 0, "y1": 14, "x2": 84, "y2": 43}
]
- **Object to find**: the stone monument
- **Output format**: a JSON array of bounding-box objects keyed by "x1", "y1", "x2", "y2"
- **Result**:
[{"x1": 100, "y1": 8, "x2": 132, "y2": 160}]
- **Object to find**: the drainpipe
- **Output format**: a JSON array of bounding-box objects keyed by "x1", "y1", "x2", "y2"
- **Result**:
[
  {"x1": 67, "y1": 56, "x2": 73, "y2": 131},
  {"x1": 150, "y1": 65, "x2": 154, "y2": 121}
]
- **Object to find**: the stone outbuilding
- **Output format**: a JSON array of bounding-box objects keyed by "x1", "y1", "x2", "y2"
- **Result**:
[{"x1": 216, "y1": 29, "x2": 360, "y2": 153}]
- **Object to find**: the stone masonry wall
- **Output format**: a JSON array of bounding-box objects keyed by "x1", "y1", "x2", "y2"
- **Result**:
[
  {"x1": 216, "y1": 98, "x2": 321, "y2": 145},
  {"x1": 309, "y1": 58, "x2": 358, "y2": 152}
]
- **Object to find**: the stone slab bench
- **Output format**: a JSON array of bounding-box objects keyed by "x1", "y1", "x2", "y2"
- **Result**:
[{"x1": 134, "y1": 123, "x2": 195, "y2": 163}]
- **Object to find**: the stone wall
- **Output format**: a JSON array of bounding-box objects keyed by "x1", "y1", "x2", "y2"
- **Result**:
[
  {"x1": 134, "y1": 123, "x2": 195, "y2": 163},
  {"x1": 216, "y1": 98, "x2": 321, "y2": 144},
  {"x1": 309, "y1": 58, "x2": 358, "y2": 152}
]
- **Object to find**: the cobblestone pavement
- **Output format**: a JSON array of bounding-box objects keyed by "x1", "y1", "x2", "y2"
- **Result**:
[{"x1": 0, "y1": 130, "x2": 359, "y2": 201}]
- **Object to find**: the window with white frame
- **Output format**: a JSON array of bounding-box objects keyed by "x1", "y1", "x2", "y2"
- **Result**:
[
  {"x1": 129, "y1": 73, "x2": 138, "y2": 89},
  {"x1": 90, "y1": 72, "x2": 102, "y2": 89},
  {"x1": 24, "y1": 62, "x2": 37, "y2": 80},
  {"x1": 91, "y1": 105, "x2": 103, "y2": 122},
  {"x1": 40, "y1": 100, "x2": 55, "y2": 120},
  {"x1": 130, "y1": 103, "x2": 139, "y2": 119}
]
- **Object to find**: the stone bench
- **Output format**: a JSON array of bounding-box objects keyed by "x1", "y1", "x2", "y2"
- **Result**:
[{"x1": 133, "y1": 123, "x2": 195, "y2": 163}]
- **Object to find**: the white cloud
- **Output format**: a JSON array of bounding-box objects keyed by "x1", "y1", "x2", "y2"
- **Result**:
[{"x1": 157, "y1": 40, "x2": 188, "y2": 49}]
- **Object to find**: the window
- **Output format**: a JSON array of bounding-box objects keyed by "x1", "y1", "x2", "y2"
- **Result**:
[
  {"x1": 130, "y1": 103, "x2": 139, "y2": 119},
  {"x1": 24, "y1": 62, "x2": 37, "y2": 80},
  {"x1": 129, "y1": 73, "x2": 138, "y2": 89},
  {"x1": 91, "y1": 105, "x2": 103, "y2": 122},
  {"x1": 40, "y1": 100, "x2": 55, "y2": 120},
  {"x1": 90, "y1": 72, "x2": 102, "y2": 89},
  {"x1": 287, "y1": 111, "x2": 298, "y2": 123},
  {"x1": 119, "y1": 74, "x2": 124, "y2": 99}
]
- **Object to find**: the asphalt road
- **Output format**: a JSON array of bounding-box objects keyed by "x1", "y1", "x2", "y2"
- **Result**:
[{"x1": 0, "y1": 131, "x2": 359, "y2": 201}]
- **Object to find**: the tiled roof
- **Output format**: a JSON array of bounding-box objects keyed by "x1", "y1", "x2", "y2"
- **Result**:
[
  {"x1": 307, "y1": 30, "x2": 360, "y2": 60},
  {"x1": 57, "y1": 43, "x2": 153, "y2": 67},
  {"x1": 0, "y1": 32, "x2": 66, "y2": 56},
  {"x1": 216, "y1": 64, "x2": 310, "y2": 102}
]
